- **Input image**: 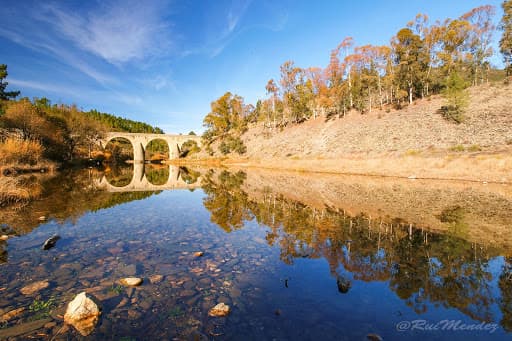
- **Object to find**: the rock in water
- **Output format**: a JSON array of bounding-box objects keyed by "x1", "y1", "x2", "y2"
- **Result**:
[
  {"x1": 119, "y1": 277, "x2": 143, "y2": 287},
  {"x1": 367, "y1": 333, "x2": 383, "y2": 341},
  {"x1": 208, "y1": 303, "x2": 230, "y2": 317},
  {"x1": 42, "y1": 235, "x2": 61, "y2": 250},
  {"x1": 64, "y1": 292, "x2": 101, "y2": 336},
  {"x1": 20, "y1": 280, "x2": 49, "y2": 295},
  {"x1": 149, "y1": 274, "x2": 164, "y2": 284},
  {"x1": 194, "y1": 251, "x2": 204, "y2": 257}
]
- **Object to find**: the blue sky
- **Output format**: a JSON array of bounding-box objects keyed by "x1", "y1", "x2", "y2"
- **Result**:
[{"x1": 0, "y1": 0, "x2": 504, "y2": 133}]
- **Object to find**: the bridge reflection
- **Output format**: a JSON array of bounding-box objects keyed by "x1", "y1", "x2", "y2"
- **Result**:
[{"x1": 95, "y1": 164, "x2": 202, "y2": 192}]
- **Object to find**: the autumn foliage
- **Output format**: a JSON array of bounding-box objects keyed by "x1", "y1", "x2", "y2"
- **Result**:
[{"x1": 203, "y1": 4, "x2": 507, "y2": 154}]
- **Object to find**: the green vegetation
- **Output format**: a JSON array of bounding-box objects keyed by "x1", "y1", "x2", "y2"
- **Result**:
[
  {"x1": 29, "y1": 296, "x2": 56, "y2": 320},
  {"x1": 441, "y1": 71, "x2": 469, "y2": 123},
  {"x1": 180, "y1": 139, "x2": 201, "y2": 157},
  {"x1": 109, "y1": 284, "x2": 124, "y2": 295},
  {"x1": 202, "y1": 92, "x2": 250, "y2": 155},
  {"x1": 202, "y1": 5, "x2": 504, "y2": 154},
  {"x1": 0, "y1": 64, "x2": 20, "y2": 101},
  {"x1": 500, "y1": 0, "x2": 512, "y2": 75}
]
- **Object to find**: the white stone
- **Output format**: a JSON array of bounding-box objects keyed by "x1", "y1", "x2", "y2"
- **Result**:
[
  {"x1": 208, "y1": 303, "x2": 230, "y2": 317},
  {"x1": 64, "y1": 292, "x2": 100, "y2": 336}
]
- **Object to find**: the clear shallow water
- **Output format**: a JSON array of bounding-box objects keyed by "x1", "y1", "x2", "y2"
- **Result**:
[{"x1": 0, "y1": 167, "x2": 511, "y2": 340}]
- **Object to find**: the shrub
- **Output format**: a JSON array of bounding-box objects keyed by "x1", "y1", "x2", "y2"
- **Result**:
[
  {"x1": 449, "y1": 144, "x2": 465, "y2": 152},
  {"x1": 0, "y1": 137, "x2": 43, "y2": 165},
  {"x1": 219, "y1": 136, "x2": 246, "y2": 155},
  {"x1": 180, "y1": 139, "x2": 201, "y2": 157}
]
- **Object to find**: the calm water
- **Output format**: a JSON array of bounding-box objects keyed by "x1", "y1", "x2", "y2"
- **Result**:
[{"x1": 1, "y1": 165, "x2": 512, "y2": 340}]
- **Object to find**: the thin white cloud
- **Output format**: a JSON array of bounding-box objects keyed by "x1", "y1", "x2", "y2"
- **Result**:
[
  {"x1": 40, "y1": 0, "x2": 173, "y2": 65},
  {"x1": 0, "y1": 25, "x2": 116, "y2": 86}
]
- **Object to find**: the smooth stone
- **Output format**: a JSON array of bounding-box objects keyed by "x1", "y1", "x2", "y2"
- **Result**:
[
  {"x1": 20, "y1": 280, "x2": 49, "y2": 295},
  {"x1": 0, "y1": 318, "x2": 51, "y2": 338},
  {"x1": 208, "y1": 303, "x2": 230, "y2": 317},
  {"x1": 0, "y1": 235, "x2": 8, "y2": 241},
  {"x1": 119, "y1": 277, "x2": 143, "y2": 287},
  {"x1": 149, "y1": 274, "x2": 163, "y2": 284},
  {"x1": 194, "y1": 251, "x2": 204, "y2": 257},
  {"x1": 64, "y1": 292, "x2": 101, "y2": 336}
]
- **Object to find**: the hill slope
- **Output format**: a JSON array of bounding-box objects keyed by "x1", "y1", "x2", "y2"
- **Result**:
[{"x1": 212, "y1": 82, "x2": 512, "y2": 183}]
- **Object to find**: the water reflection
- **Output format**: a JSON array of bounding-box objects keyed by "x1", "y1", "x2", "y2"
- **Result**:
[
  {"x1": 0, "y1": 166, "x2": 511, "y2": 339},
  {"x1": 201, "y1": 169, "x2": 512, "y2": 332}
]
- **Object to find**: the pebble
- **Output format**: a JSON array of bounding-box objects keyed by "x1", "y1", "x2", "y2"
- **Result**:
[
  {"x1": 119, "y1": 277, "x2": 143, "y2": 287},
  {"x1": 208, "y1": 303, "x2": 230, "y2": 317},
  {"x1": 149, "y1": 274, "x2": 164, "y2": 284},
  {"x1": 20, "y1": 280, "x2": 49, "y2": 295}
]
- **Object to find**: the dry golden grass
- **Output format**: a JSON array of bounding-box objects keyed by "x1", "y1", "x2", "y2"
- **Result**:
[{"x1": 0, "y1": 137, "x2": 43, "y2": 165}]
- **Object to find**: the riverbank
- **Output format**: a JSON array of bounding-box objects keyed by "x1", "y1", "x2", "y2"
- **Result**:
[{"x1": 188, "y1": 82, "x2": 512, "y2": 183}]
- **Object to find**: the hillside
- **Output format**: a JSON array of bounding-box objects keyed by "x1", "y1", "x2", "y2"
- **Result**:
[
  {"x1": 243, "y1": 83, "x2": 512, "y2": 158},
  {"x1": 209, "y1": 82, "x2": 512, "y2": 183}
]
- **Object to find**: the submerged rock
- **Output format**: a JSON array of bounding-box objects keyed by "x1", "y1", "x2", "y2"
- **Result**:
[
  {"x1": 149, "y1": 274, "x2": 164, "y2": 284},
  {"x1": 0, "y1": 307, "x2": 25, "y2": 323},
  {"x1": 20, "y1": 280, "x2": 49, "y2": 295},
  {"x1": 336, "y1": 276, "x2": 351, "y2": 294},
  {"x1": 64, "y1": 292, "x2": 101, "y2": 336},
  {"x1": 119, "y1": 277, "x2": 143, "y2": 287},
  {"x1": 208, "y1": 303, "x2": 230, "y2": 317},
  {"x1": 42, "y1": 235, "x2": 61, "y2": 250},
  {"x1": 367, "y1": 333, "x2": 383, "y2": 341}
]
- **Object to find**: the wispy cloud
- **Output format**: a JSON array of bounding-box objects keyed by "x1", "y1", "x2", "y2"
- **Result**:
[{"x1": 39, "y1": 0, "x2": 173, "y2": 65}]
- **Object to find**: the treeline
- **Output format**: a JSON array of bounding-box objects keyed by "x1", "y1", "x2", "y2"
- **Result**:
[
  {"x1": 203, "y1": 2, "x2": 512, "y2": 155},
  {"x1": 0, "y1": 64, "x2": 163, "y2": 167}
]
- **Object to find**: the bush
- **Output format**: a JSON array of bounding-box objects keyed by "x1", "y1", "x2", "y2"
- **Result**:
[
  {"x1": 180, "y1": 139, "x2": 201, "y2": 157},
  {"x1": 219, "y1": 136, "x2": 246, "y2": 155},
  {"x1": 0, "y1": 137, "x2": 43, "y2": 165}
]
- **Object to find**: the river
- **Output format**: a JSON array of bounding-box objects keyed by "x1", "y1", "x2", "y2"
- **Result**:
[{"x1": 1, "y1": 164, "x2": 511, "y2": 340}]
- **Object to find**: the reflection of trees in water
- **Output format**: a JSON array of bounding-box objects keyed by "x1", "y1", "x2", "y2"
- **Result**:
[
  {"x1": 500, "y1": 258, "x2": 512, "y2": 332},
  {"x1": 202, "y1": 170, "x2": 509, "y2": 329},
  {"x1": 202, "y1": 170, "x2": 251, "y2": 232},
  {"x1": 179, "y1": 167, "x2": 200, "y2": 184},
  {"x1": 145, "y1": 165, "x2": 169, "y2": 185}
]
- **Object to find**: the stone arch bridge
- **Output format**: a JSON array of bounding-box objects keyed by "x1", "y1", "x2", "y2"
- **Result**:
[{"x1": 100, "y1": 132, "x2": 201, "y2": 162}]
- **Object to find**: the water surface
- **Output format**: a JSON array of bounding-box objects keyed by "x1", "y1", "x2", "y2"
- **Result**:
[{"x1": 1, "y1": 165, "x2": 511, "y2": 340}]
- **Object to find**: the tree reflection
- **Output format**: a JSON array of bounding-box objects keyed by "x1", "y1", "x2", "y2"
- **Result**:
[{"x1": 202, "y1": 170, "x2": 508, "y2": 329}]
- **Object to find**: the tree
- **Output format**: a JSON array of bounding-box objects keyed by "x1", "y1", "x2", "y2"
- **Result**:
[
  {"x1": 441, "y1": 71, "x2": 469, "y2": 123},
  {"x1": 392, "y1": 28, "x2": 427, "y2": 104},
  {"x1": 500, "y1": 0, "x2": 512, "y2": 75},
  {"x1": 461, "y1": 5, "x2": 496, "y2": 85},
  {"x1": 0, "y1": 65, "x2": 20, "y2": 101},
  {"x1": 202, "y1": 92, "x2": 248, "y2": 155}
]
